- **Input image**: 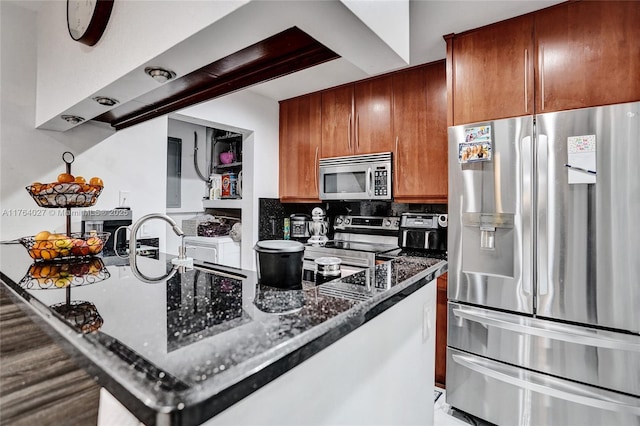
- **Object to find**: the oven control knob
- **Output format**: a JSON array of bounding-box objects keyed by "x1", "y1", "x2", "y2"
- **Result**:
[
  {"x1": 335, "y1": 217, "x2": 343, "y2": 225},
  {"x1": 385, "y1": 219, "x2": 391, "y2": 227},
  {"x1": 393, "y1": 219, "x2": 399, "y2": 227},
  {"x1": 344, "y1": 218, "x2": 351, "y2": 225}
]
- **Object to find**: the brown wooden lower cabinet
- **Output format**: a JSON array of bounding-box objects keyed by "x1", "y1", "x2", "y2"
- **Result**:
[{"x1": 435, "y1": 272, "x2": 448, "y2": 388}]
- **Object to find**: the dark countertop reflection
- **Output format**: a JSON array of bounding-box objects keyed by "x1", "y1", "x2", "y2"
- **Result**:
[{"x1": 0, "y1": 243, "x2": 446, "y2": 426}]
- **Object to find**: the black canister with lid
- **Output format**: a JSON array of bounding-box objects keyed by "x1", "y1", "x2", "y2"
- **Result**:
[{"x1": 254, "y1": 240, "x2": 304, "y2": 289}]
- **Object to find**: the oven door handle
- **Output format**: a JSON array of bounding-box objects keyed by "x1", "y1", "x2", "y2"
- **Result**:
[{"x1": 366, "y1": 167, "x2": 373, "y2": 197}]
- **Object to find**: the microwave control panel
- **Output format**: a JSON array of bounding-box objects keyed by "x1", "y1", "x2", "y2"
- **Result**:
[{"x1": 373, "y1": 167, "x2": 389, "y2": 197}]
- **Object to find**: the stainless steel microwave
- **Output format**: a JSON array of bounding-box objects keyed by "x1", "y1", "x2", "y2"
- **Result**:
[{"x1": 319, "y1": 152, "x2": 392, "y2": 201}]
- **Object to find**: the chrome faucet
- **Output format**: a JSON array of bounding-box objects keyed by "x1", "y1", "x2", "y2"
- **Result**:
[{"x1": 124, "y1": 213, "x2": 193, "y2": 283}]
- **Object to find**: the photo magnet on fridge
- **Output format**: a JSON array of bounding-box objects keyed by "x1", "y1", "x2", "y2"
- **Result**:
[{"x1": 459, "y1": 125, "x2": 492, "y2": 164}]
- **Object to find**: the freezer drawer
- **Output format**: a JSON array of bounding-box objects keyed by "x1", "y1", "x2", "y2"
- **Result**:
[
  {"x1": 448, "y1": 302, "x2": 640, "y2": 396},
  {"x1": 447, "y1": 348, "x2": 640, "y2": 426}
]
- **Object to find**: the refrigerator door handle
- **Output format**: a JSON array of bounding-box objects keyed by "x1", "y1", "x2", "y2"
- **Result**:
[
  {"x1": 536, "y1": 133, "x2": 549, "y2": 296},
  {"x1": 521, "y1": 134, "x2": 533, "y2": 296},
  {"x1": 451, "y1": 352, "x2": 640, "y2": 415},
  {"x1": 452, "y1": 306, "x2": 640, "y2": 352}
]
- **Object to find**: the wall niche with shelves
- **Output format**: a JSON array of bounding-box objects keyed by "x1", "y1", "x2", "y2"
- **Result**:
[{"x1": 211, "y1": 129, "x2": 243, "y2": 174}]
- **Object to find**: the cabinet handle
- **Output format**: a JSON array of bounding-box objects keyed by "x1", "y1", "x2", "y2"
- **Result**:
[
  {"x1": 394, "y1": 136, "x2": 400, "y2": 193},
  {"x1": 356, "y1": 114, "x2": 360, "y2": 152},
  {"x1": 540, "y1": 45, "x2": 545, "y2": 111},
  {"x1": 524, "y1": 49, "x2": 528, "y2": 113},
  {"x1": 348, "y1": 113, "x2": 352, "y2": 152},
  {"x1": 314, "y1": 146, "x2": 319, "y2": 194}
]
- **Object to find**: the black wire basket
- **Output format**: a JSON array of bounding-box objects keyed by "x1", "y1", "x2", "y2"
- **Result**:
[
  {"x1": 18, "y1": 231, "x2": 111, "y2": 262},
  {"x1": 50, "y1": 300, "x2": 104, "y2": 333},
  {"x1": 25, "y1": 182, "x2": 103, "y2": 208},
  {"x1": 19, "y1": 257, "x2": 110, "y2": 289}
]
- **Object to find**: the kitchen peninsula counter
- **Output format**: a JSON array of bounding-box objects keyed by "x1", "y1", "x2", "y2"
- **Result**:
[{"x1": 0, "y1": 244, "x2": 446, "y2": 426}]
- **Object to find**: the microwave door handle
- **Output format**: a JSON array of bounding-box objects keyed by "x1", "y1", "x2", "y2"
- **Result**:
[{"x1": 366, "y1": 167, "x2": 373, "y2": 197}]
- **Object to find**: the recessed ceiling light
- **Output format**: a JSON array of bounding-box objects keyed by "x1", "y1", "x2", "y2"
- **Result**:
[
  {"x1": 61, "y1": 115, "x2": 85, "y2": 124},
  {"x1": 92, "y1": 96, "x2": 119, "y2": 106},
  {"x1": 144, "y1": 66, "x2": 176, "y2": 83}
]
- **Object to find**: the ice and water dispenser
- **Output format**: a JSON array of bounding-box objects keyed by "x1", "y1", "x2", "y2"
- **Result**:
[{"x1": 461, "y1": 212, "x2": 514, "y2": 278}]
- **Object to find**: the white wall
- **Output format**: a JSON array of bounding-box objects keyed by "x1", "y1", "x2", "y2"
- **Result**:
[
  {"x1": 177, "y1": 91, "x2": 280, "y2": 270},
  {"x1": 0, "y1": 2, "x2": 167, "y2": 248},
  {"x1": 165, "y1": 118, "x2": 211, "y2": 257},
  {"x1": 167, "y1": 119, "x2": 210, "y2": 212}
]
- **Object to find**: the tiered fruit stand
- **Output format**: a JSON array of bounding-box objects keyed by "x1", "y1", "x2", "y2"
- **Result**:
[{"x1": 18, "y1": 151, "x2": 110, "y2": 332}]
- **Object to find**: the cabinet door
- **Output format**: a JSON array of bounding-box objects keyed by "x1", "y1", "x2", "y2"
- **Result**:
[
  {"x1": 435, "y1": 273, "x2": 448, "y2": 388},
  {"x1": 279, "y1": 93, "x2": 322, "y2": 202},
  {"x1": 354, "y1": 75, "x2": 393, "y2": 154},
  {"x1": 321, "y1": 85, "x2": 354, "y2": 158},
  {"x1": 393, "y1": 62, "x2": 447, "y2": 203},
  {"x1": 535, "y1": 1, "x2": 640, "y2": 113},
  {"x1": 451, "y1": 14, "x2": 534, "y2": 124}
]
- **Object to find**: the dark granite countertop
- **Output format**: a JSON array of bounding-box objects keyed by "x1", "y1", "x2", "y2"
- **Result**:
[{"x1": 0, "y1": 244, "x2": 446, "y2": 426}]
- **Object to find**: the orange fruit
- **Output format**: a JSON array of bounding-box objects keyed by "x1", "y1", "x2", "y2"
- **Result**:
[
  {"x1": 40, "y1": 264, "x2": 52, "y2": 277},
  {"x1": 57, "y1": 173, "x2": 75, "y2": 183},
  {"x1": 89, "y1": 177, "x2": 104, "y2": 187},
  {"x1": 34, "y1": 230, "x2": 51, "y2": 241},
  {"x1": 74, "y1": 176, "x2": 86, "y2": 184},
  {"x1": 40, "y1": 248, "x2": 58, "y2": 260},
  {"x1": 31, "y1": 182, "x2": 43, "y2": 193}
]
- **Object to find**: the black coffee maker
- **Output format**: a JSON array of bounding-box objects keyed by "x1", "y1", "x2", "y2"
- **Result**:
[
  {"x1": 289, "y1": 214, "x2": 310, "y2": 242},
  {"x1": 398, "y1": 213, "x2": 447, "y2": 257}
]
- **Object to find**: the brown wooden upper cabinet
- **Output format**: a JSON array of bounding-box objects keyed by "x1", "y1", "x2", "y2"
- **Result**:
[
  {"x1": 279, "y1": 92, "x2": 322, "y2": 202},
  {"x1": 447, "y1": 14, "x2": 535, "y2": 125},
  {"x1": 534, "y1": 1, "x2": 640, "y2": 113},
  {"x1": 321, "y1": 75, "x2": 393, "y2": 158},
  {"x1": 447, "y1": 1, "x2": 640, "y2": 125},
  {"x1": 281, "y1": 62, "x2": 448, "y2": 203},
  {"x1": 393, "y1": 61, "x2": 447, "y2": 203}
]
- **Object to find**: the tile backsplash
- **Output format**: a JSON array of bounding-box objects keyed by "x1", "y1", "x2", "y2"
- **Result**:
[{"x1": 258, "y1": 198, "x2": 447, "y2": 241}]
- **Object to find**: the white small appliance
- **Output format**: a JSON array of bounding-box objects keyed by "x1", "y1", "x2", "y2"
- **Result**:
[
  {"x1": 307, "y1": 207, "x2": 329, "y2": 245},
  {"x1": 183, "y1": 236, "x2": 240, "y2": 268}
]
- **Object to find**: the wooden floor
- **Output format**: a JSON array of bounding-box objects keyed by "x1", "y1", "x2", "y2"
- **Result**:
[{"x1": 0, "y1": 286, "x2": 101, "y2": 426}]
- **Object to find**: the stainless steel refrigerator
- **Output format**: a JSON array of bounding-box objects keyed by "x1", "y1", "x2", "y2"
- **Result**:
[{"x1": 446, "y1": 101, "x2": 640, "y2": 425}]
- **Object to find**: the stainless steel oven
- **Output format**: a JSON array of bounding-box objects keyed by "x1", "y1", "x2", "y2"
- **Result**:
[
  {"x1": 319, "y1": 152, "x2": 392, "y2": 201},
  {"x1": 302, "y1": 215, "x2": 399, "y2": 282}
]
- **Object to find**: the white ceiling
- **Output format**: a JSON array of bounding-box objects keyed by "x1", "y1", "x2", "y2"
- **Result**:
[
  {"x1": 248, "y1": 0, "x2": 563, "y2": 101},
  {"x1": 8, "y1": 0, "x2": 563, "y2": 106}
]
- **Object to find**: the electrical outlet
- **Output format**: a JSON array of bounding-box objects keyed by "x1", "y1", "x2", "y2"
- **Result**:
[
  {"x1": 119, "y1": 190, "x2": 130, "y2": 208},
  {"x1": 423, "y1": 305, "x2": 433, "y2": 342}
]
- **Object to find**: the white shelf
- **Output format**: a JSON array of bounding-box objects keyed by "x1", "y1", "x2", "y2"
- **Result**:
[{"x1": 203, "y1": 199, "x2": 242, "y2": 209}]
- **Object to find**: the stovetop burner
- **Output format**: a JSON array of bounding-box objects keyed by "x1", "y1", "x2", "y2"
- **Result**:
[
  {"x1": 376, "y1": 248, "x2": 447, "y2": 261},
  {"x1": 317, "y1": 240, "x2": 399, "y2": 254}
]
